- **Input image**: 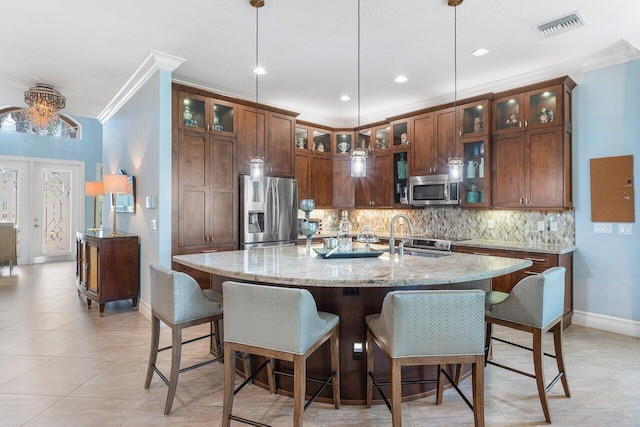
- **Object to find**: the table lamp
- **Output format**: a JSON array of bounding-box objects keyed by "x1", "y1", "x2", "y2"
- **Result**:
[
  {"x1": 85, "y1": 181, "x2": 104, "y2": 231},
  {"x1": 103, "y1": 174, "x2": 128, "y2": 236}
]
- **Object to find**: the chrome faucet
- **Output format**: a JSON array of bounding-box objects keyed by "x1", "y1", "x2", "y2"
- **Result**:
[{"x1": 389, "y1": 214, "x2": 415, "y2": 256}]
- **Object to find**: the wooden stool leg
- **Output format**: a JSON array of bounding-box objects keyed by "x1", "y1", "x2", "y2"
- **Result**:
[
  {"x1": 552, "y1": 322, "x2": 571, "y2": 397},
  {"x1": 454, "y1": 363, "x2": 462, "y2": 385},
  {"x1": 222, "y1": 343, "x2": 236, "y2": 427},
  {"x1": 144, "y1": 315, "x2": 161, "y2": 389},
  {"x1": 242, "y1": 352, "x2": 252, "y2": 381},
  {"x1": 436, "y1": 364, "x2": 444, "y2": 405},
  {"x1": 266, "y1": 357, "x2": 276, "y2": 394},
  {"x1": 165, "y1": 325, "x2": 182, "y2": 415},
  {"x1": 212, "y1": 319, "x2": 222, "y2": 358},
  {"x1": 366, "y1": 328, "x2": 374, "y2": 408},
  {"x1": 533, "y1": 328, "x2": 551, "y2": 423},
  {"x1": 472, "y1": 356, "x2": 485, "y2": 427},
  {"x1": 390, "y1": 358, "x2": 402, "y2": 427},
  {"x1": 293, "y1": 355, "x2": 306, "y2": 427},
  {"x1": 330, "y1": 326, "x2": 341, "y2": 409}
]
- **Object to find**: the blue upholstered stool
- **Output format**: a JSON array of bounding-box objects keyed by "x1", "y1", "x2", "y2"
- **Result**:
[
  {"x1": 221, "y1": 281, "x2": 340, "y2": 427},
  {"x1": 366, "y1": 289, "x2": 486, "y2": 427},
  {"x1": 144, "y1": 264, "x2": 224, "y2": 415},
  {"x1": 485, "y1": 266, "x2": 571, "y2": 423}
]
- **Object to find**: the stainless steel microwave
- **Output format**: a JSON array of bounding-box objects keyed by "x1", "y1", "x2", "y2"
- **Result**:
[{"x1": 408, "y1": 174, "x2": 460, "y2": 206}]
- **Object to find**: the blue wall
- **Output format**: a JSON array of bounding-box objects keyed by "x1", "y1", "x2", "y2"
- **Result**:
[
  {"x1": 573, "y1": 59, "x2": 640, "y2": 322},
  {"x1": 0, "y1": 115, "x2": 103, "y2": 228},
  {"x1": 102, "y1": 70, "x2": 173, "y2": 305}
]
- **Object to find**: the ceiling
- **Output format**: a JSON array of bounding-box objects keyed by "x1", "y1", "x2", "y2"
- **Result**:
[{"x1": 2, "y1": 0, "x2": 640, "y2": 127}]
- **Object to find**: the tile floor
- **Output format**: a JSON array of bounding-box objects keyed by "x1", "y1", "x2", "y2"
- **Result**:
[{"x1": 0, "y1": 261, "x2": 639, "y2": 426}]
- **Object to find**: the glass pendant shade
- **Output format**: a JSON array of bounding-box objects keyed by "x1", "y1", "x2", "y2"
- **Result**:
[
  {"x1": 250, "y1": 157, "x2": 264, "y2": 181},
  {"x1": 351, "y1": 149, "x2": 367, "y2": 178},
  {"x1": 448, "y1": 157, "x2": 464, "y2": 182}
]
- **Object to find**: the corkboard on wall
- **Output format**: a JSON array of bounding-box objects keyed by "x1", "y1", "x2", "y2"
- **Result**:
[{"x1": 590, "y1": 155, "x2": 634, "y2": 222}]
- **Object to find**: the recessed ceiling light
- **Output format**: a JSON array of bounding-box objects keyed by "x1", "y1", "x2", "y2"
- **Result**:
[
  {"x1": 253, "y1": 66, "x2": 266, "y2": 75},
  {"x1": 471, "y1": 48, "x2": 489, "y2": 56},
  {"x1": 394, "y1": 75, "x2": 408, "y2": 83},
  {"x1": 340, "y1": 95, "x2": 351, "y2": 101}
]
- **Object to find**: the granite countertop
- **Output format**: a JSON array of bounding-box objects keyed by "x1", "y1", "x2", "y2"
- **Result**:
[
  {"x1": 173, "y1": 245, "x2": 531, "y2": 288},
  {"x1": 454, "y1": 239, "x2": 576, "y2": 255}
]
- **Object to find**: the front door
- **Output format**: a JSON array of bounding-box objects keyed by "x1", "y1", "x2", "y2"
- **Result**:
[{"x1": 0, "y1": 155, "x2": 83, "y2": 264}]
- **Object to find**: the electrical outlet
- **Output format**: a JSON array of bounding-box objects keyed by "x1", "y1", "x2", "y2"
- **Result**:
[
  {"x1": 550, "y1": 222, "x2": 558, "y2": 232},
  {"x1": 537, "y1": 221, "x2": 545, "y2": 231},
  {"x1": 618, "y1": 224, "x2": 633, "y2": 235},
  {"x1": 594, "y1": 223, "x2": 613, "y2": 234},
  {"x1": 488, "y1": 220, "x2": 495, "y2": 229}
]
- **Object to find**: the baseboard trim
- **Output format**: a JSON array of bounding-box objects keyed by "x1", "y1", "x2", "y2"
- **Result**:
[
  {"x1": 572, "y1": 310, "x2": 640, "y2": 338},
  {"x1": 138, "y1": 298, "x2": 152, "y2": 321}
]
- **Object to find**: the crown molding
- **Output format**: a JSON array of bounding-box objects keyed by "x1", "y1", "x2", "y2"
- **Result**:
[{"x1": 98, "y1": 50, "x2": 185, "y2": 124}]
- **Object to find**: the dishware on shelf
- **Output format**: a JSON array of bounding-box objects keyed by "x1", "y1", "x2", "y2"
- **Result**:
[
  {"x1": 479, "y1": 157, "x2": 485, "y2": 178},
  {"x1": 338, "y1": 141, "x2": 349, "y2": 153},
  {"x1": 466, "y1": 185, "x2": 479, "y2": 203},
  {"x1": 466, "y1": 160, "x2": 479, "y2": 179}
]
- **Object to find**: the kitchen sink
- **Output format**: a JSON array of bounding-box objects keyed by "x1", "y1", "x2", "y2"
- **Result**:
[{"x1": 404, "y1": 250, "x2": 451, "y2": 258}]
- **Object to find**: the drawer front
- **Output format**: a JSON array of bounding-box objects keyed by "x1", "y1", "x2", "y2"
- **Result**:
[{"x1": 518, "y1": 251, "x2": 557, "y2": 276}]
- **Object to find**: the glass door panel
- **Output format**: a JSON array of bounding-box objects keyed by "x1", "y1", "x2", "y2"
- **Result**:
[
  {"x1": 312, "y1": 130, "x2": 330, "y2": 153},
  {"x1": 461, "y1": 139, "x2": 489, "y2": 208},
  {"x1": 181, "y1": 94, "x2": 206, "y2": 131},
  {"x1": 494, "y1": 96, "x2": 522, "y2": 133},
  {"x1": 295, "y1": 127, "x2": 309, "y2": 150},
  {"x1": 392, "y1": 122, "x2": 408, "y2": 146},
  {"x1": 335, "y1": 133, "x2": 352, "y2": 154},
  {"x1": 375, "y1": 127, "x2": 390, "y2": 150},
  {"x1": 528, "y1": 89, "x2": 557, "y2": 127},
  {"x1": 212, "y1": 102, "x2": 235, "y2": 133}
]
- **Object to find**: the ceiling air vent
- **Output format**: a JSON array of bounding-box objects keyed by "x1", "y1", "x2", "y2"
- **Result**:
[{"x1": 534, "y1": 11, "x2": 585, "y2": 38}]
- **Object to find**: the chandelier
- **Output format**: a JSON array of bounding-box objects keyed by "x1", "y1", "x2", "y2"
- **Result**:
[{"x1": 23, "y1": 83, "x2": 66, "y2": 130}]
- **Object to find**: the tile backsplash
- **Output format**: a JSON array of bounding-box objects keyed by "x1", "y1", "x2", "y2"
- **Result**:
[{"x1": 300, "y1": 207, "x2": 575, "y2": 246}]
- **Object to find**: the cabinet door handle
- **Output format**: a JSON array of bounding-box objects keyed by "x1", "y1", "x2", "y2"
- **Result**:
[
  {"x1": 520, "y1": 198, "x2": 524, "y2": 204},
  {"x1": 519, "y1": 121, "x2": 523, "y2": 128},
  {"x1": 624, "y1": 196, "x2": 631, "y2": 201},
  {"x1": 459, "y1": 130, "x2": 463, "y2": 137},
  {"x1": 524, "y1": 257, "x2": 547, "y2": 262},
  {"x1": 525, "y1": 198, "x2": 530, "y2": 204},
  {"x1": 524, "y1": 120, "x2": 528, "y2": 127}
]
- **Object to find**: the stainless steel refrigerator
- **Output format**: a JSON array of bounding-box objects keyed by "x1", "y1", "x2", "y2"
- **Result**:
[{"x1": 240, "y1": 175, "x2": 298, "y2": 249}]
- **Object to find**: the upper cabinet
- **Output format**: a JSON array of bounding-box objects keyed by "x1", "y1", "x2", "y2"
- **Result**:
[
  {"x1": 236, "y1": 105, "x2": 295, "y2": 177},
  {"x1": 335, "y1": 131, "x2": 355, "y2": 155},
  {"x1": 457, "y1": 99, "x2": 489, "y2": 140},
  {"x1": 491, "y1": 77, "x2": 576, "y2": 210},
  {"x1": 493, "y1": 83, "x2": 570, "y2": 135},
  {"x1": 179, "y1": 92, "x2": 236, "y2": 137},
  {"x1": 294, "y1": 124, "x2": 334, "y2": 208}
]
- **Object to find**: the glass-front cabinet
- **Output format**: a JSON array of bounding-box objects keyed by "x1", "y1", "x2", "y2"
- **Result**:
[
  {"x1": 393, "y1": 150, "x2": 409, "y2": 205},
  {"x1": 312, "y1": 130, "x2": 331, "y2": 154},
  {"x1": 179, "y1": 92, "x2": 236, "y2": 136},
  {"x1": 391, "y1": 119, "x2": 410, "y2": 146},
  {"x1": 358, "y1": 130, "x2": 372, "y2": 152},
  {"x1": 460, "y1": 137, "x2": 490, "y2": 209},
  {"x1": 493, "y1": 84, "x2": 564, "y2": 135},
  {"x1": 374, "y1": 126, "x2": 391, "y2": 150},
  {"x1": 457, "y1": 100, "x2": 488, "y2": 140},
  {"x1": 335, "y1": 132, "x2": 353, "y2": 154},
  {"x1": 295, "y1": 126, "x2": 309, "y2": 150}
]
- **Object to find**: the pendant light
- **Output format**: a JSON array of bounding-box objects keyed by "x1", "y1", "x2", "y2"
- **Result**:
[
  {"x1": 249, "y1": 0, "x2": 265, "y2": 181},
  {"x1": 447, "y1": 0, "x2": 464, "y2": 182},
  {"x1": 351, "y1": 0, "x2": 367, "y2": 178}
]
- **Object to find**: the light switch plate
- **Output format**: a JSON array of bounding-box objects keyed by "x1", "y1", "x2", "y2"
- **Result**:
[
  {"x1": 618, "y1": 224, "x2": 633, "y2": 235},
  {"x1": 488, "y1": 220, "x2": 495, "y2": 229},
  {"x1": 594, "y1": 223, "x2": 613, "y2": 233},
  {"x1": 151, "y1": 219, "x2": 157, "y2": 230},
  {"x1": 537, "y1": 221, "x2": 545, "y2": 231},
  {"x1": 550, "y1": 222, "x2": 558, "y2": 232}
]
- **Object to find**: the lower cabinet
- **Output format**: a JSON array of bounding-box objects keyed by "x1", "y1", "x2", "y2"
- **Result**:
[
  {"x1": 453, "y1": 245, "x2": 573, "y2": 327},
  {"x1": 76, "y1": 231, "x2": 139, "y2": 316}
]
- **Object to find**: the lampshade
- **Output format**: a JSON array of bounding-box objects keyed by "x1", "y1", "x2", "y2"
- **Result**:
[
  {"x1": 85, "y1": 181, "x2": 104, "y2": 197},
  {"x1": 250, "y1": 157, "x2": 264, "y2": 182},
  {"x1": 103, "y1": 174, "x2": 128, "y2": 193},
  {"x1": 448, "y1": 157, "x2": 464, "y2": 182}
]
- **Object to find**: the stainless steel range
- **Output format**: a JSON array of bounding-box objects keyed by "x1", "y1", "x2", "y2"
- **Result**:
[{"x1": 404, "y1": 238, "x2": 456, "y2": 252}]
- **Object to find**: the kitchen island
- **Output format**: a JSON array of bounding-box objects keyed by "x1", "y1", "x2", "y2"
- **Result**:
[{"x1": 173, "y1": 245, "x2": 531, "y2": 404}]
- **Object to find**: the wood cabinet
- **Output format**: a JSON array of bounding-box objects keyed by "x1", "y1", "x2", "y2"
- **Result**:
[
  {"x1": 492, "y1": 78, "x2": 575, "y2": 210},
  {"x1": 236, "y1": 105, "x2": 295, "y2": 177},
  {"x1": 76, "y1": 231, "x2": 139, "y2": 316},
  {"x1": 453, "y1": 245, "x2": 573, "y2": 327},
  {"x1": 410, "y1": 106, "x2": 457, "y2": 176},
  {"x1": 355, "y1": 151, "x2": 392, "y2": 208},
  {"x1": 172, "y1": 87, "x2": 238, "y2": 288},
  {"x1": 294, "y1": 124, "x2": 333, "y2": 208},
  {"x1": 332, "y1": 157, "x2": 355, "y2": 209}
]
